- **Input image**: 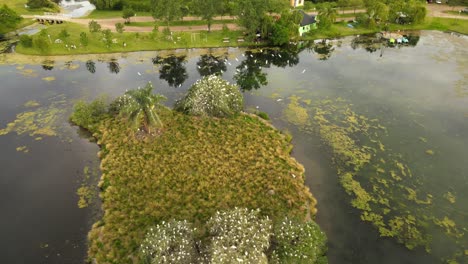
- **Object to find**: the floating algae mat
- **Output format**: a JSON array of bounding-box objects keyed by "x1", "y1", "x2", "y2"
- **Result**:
[
  {"x1": 282, "y1": 96, "x2": 468, "y2": 263},
  {"x1": 0, "y1": 95, "x2": 68, "y2": 138}
]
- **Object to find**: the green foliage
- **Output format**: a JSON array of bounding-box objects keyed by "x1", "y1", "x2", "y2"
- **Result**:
[
  {"x1": 79, "y1": 31, "x2": 89, "y2": 46},
  {"x1": 208, "y1": 208, "x2": 272, "y2": 263},
  {"x1": 19, "y1": 34, "x2": 33, "y2": 47},
  {"x1": 115, "y1": 22, "x2": 124, "y2": 33},
  {"x1": 271, "y1": 218, "x2": 328, "y2": 264},
  {"x1": 101, "y1": 28, "x2": 112, "y2": 48},
  {"x1": 234, "y1": 0, "x2": 285, "y2": 38},
  {"x1": 70, "y1": 96, "x2": 109, "y2": 131},
  {"x1": 317, "y1": 3, "x2": 338, "y2": 29},
  {"x1": 193, "y1": 0, "x2": 223, "y2": 32},
  {"x1": 270, "y1": 10, "x2": 301, "y2": 46},
  {"x1": 0, "y1": 4, "x2": 22, "y2": 33},
  {"x1": 114, "y1": 82, "x2": 166, "y2": 133},
  {"x1": 26, "y1": 0, "x2": 58, "y2": 10},
  {"x1": 122, "y1": 7, "x2": 134, "y2": 24},
  {"x1": 58, "y1": 28, "x2": 70, "y2": 41},
  {"x1": 88, "y1": 20, "x2": 102, "y2": 33},
  {"x1": 151, "y1": 0, "x2": 184, "y2": 25},
  {"x1": 139, "y1": 220, "x2": 197, "y2": 264},
  {"x1": 33, "y1": 31, "x2": 50, "y2": 54},
  {"x1": 176, "y1": 75, "x2": 243, "y2": 118},
  {"x1": 257, "y1": 111, "x2": 270, "y2": 120}
]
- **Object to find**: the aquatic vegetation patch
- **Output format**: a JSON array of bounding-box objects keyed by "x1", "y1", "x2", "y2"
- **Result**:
[
  {"x1": 283, "y1": 95, "x2": 310, "y2": 127},
  {"x1": 42, "y1": 76, "x2": 56, "y2": 82},
  {"x1": 281, "y1": 96, "x2": 468, "y2": 263},
  {"x1": 16, "y1": 146, "x2": 29, "y2": 153},
  {"x1": 23, "y1": 100, "x2": 40, "y2": 108},
  {"x1": 0, "y1": 96, "x2": 67, "y2": 138},
  {"x1": 76, "y1": 101, "x2": 319, "y2": 263}
]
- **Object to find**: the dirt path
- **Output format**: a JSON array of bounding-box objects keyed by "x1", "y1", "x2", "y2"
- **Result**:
[{"x1": 426, "y1": 4, "x2": 468, "y2": 20}]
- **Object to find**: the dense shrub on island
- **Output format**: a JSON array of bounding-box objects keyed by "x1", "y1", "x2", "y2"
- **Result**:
[
  {"x1": 140, "y1": 208, "x2": 328, "y2": 264},
  {"x1": 175, "y1": 75, "x2": 243, "y2": 118}
]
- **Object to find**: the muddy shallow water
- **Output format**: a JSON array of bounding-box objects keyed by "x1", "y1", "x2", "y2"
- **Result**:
[{"x1": 0, "y1": 31, "x2": 467, "y2": 263}]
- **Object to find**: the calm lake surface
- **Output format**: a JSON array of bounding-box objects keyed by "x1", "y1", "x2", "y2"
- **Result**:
[{"x1": 0, "y1": 30, "x2": 466, "y2": 264}]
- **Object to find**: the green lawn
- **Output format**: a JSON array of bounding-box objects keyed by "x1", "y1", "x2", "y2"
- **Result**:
[
  {"x1": 15, "y1": 23, "x2": 254, "y2": 55},
  {"x1": 444, "y1": 10, "x2": 468, "y2": 16},
  {"x1": 85, "y1": 10, "x2": 152, "y2": 19},
  {"x1": 303, "y1": 17, "x2": 468, "y2": 40}
]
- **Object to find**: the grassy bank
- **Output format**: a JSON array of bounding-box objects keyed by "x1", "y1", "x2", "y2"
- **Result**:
[
  {"x1": 75, "y1": 103, "x2": 317, "y2": 263},
  {"x1": 85, "y1": 10, "x2": 152, "y2": 19},
  {"x1": 15, "y1": 23, "x2": 253, "y2": 55},
  {"x1": 303, "y1": 17, "x2": 468, "y2": 40},
  {"x1": 13, "y1": 16, "x2": 467, "y2": 56}
]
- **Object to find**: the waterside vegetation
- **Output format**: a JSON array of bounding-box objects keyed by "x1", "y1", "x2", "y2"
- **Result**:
[{"x1": 70, "y1": 77, "x2": 326, "y2": 263}]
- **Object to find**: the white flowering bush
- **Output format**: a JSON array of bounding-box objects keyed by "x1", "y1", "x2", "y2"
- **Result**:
[
  {"x1": 175, "y1": 75, "x2": 243, "y2": 118},
  {"x1": 139, "y1": 220, "x2": 196, "y2": 264},
  {"x1": 270, "y1": 218, "x2": 328, "y2": 264},
  {"x1": 207, "y1": 208, "x2": 272, "y2": 264}
]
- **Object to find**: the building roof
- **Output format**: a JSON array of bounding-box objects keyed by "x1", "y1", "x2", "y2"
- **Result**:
[{"x1": 299, "y1": 10, "x2": 316, "y2": 27}]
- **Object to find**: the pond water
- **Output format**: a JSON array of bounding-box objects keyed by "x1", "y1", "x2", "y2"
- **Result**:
[
  {"x1": 0, "y1": 30, "x2": 467, "y2": 263},
  {"x1": 60, "y1": 0, "x2": 96, "y2": 18}
]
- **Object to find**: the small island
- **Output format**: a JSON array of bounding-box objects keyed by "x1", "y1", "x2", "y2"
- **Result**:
[{"x1": 70, "y1": 75, "x2": 327, "y2": 263}]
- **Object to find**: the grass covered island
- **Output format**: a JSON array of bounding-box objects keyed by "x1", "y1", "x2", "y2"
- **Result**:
[{"x1": 71, "y1": 76, "x2": 327, "y2": 264}]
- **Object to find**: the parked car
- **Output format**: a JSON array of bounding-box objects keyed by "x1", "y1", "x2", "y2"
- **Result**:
[
  {"x1": 462, "y1": 8, "x2": 468, "y2": 13},
  {"x1": 435, "y1": 0, "x2": 442, "y2": 3}
]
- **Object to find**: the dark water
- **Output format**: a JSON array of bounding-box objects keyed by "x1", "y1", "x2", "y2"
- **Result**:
[{"x1": 0, "y1": 31, "x2": 466, "y2": 263}]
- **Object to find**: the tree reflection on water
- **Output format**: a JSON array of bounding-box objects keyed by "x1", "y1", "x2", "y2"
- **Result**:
[{"x1": 152, "y1": 55, "x2": 188, "y2": 88}]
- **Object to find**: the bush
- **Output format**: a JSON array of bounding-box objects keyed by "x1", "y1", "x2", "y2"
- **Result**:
[
  {"x1": 27, "y1": 0, "x2": 58, "y2": 10},
  {"x1": 207, "y1": 208, "x2": 272, "y2": 263},
  {"x1": 270, "y1": 218, "x2": 328, "y2": 264},
  {"x1": 115, "y1": 22, "x2": 124, "y2": 33},
  {"x1": 139, "y1": 220, "x2": 197, "y2": 264},
  {"x1": 19, "y1": 35, "x2": 33, "y2": 47},
  {"x1": 175, "y1": 75, "x2": 243, "y2": 118},
  {"x1": 257, "y1": 111, "x2": 270, "y2": 120},
  {"x1": 70, "y1": 96, "x2": 109, "y2": 131},
  {"x1": 89, "y1": 20, "x2": 101, "y2": 33}
]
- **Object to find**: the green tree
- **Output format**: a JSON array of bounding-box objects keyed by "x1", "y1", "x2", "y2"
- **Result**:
[
  {"x1": 270, "y1": 10, "x2": 301, "y2": 46},
  {"x1": 88, "y1": 20, "x2": 102, "y2": 32},
  {"x1": 0, "y1": 4, "x2": 22, "y2": 34},
  {"x1": 101, "y1": 29, "x2": 112, "y2": 48},
  {"x1": 337, "y1": 0, "x2": 349, "y2": 14},
  {"x1": 234, "y1": 0, "x2": 287, "y2": 39},
  {"x1": 365, "y1": 0, "x2": 389, "y2": 21},
  {"x1": 116, "y1": 83, "x2": 166, "y2": 133},
  {"x1": 122, "y1": 8, "x2": 134, "y2": 24},
  {"x1": 58, "y1": 28, "x2": 70, "y2": 42},
  {"x1": 34, "y1": 29, "x2": 50, "y2": 54},
  {"x1": 317, "y1": 3, "x2": 337, "y2": 29},
  {"x1": 79, "y1": 32, "x2": 89, "y2": 47},
  {"x1": 19, "y1": 35, "x2": 33, "y2": 47},
  {"x1": 115, "y1": 22, "x2": 124, "y2": 33},
  {"x1": 349, "y1": 0, "x2": 364, "y2": 14},
  {"x1": 151, "y1": 0, "x2": 184, "y2": 26},
  {"x1": 193, "y1": 0, "x2": 223, "y2": 32}
]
